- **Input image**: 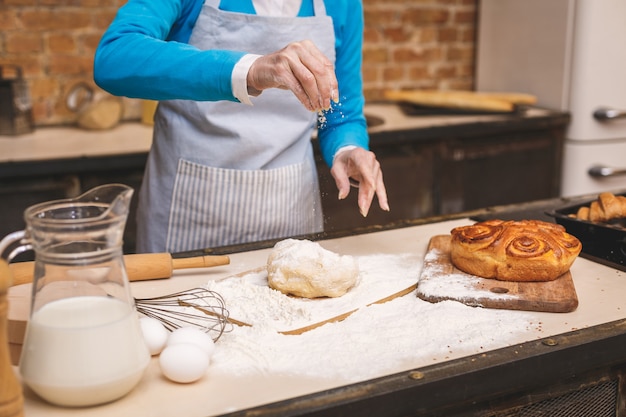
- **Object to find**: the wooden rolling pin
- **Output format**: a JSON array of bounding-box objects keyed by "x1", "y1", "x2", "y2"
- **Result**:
[
  {"x1": 384, "y1": 89, "x2": 537, "y2": 112},
  {"x1": 0, "y1": 260, "x2": 24, "y2": 417},
  {"x1": 8, "y1": 253, "x2": 230, "y2": 287}
]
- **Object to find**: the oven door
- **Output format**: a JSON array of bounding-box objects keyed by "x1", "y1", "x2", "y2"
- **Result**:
[{"x1": 561, "y1": 140, "x2": 626, "y2": 196}]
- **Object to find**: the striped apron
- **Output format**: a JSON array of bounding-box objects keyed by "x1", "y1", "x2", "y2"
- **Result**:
[{"x1": 135, "y1": 0, "x2": 335, "y2": 253}]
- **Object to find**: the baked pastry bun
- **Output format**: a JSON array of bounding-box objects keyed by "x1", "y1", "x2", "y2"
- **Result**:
[
  {"x1": 572, "y1": 192, "x2": 626, "y2": 222},
  {"x1": 450, "y1": 219, "x2": 582, "y2": 282}
]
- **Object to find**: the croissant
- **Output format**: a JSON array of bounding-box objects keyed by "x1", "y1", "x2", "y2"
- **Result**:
[
  {"x1": 450, "y1": 219, "x2": 581, "y2": 282},
  {"x1": 573, "y1": 192, "x2": 626, "y2": 222}
]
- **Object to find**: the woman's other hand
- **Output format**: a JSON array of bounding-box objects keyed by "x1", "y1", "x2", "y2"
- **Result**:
[
  {"x1": 247, "y1": 40, "x2": 338, "y2": 112},
  {"x1": 331, "y1": 148, "x2": 390, "y2": 217}
]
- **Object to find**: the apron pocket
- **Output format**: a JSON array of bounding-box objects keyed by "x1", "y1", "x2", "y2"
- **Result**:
[{"x1": 166, "y1": 158, "x2": 322, "y2": 252}]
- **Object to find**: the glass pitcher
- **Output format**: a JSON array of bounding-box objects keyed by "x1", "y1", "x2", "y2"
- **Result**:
[{"x1": 0, "y1": 184, "x2": 150, "y2": 407}]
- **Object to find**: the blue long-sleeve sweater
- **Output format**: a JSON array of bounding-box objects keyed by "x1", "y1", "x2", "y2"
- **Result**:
[{"x1": 93, "y1": 0, "x2": 369, "y2": 166}]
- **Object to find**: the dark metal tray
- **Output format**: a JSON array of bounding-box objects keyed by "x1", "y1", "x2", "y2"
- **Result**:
[
  {"x1": 398, "y1": 102, "x2": 525, "y2": 116},
  {"x1": 546, "y1": 193, "x2": 626, "y2": 272}
]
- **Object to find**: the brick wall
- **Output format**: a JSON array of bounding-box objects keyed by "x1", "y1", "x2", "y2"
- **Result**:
[
  {"x1": 0, "y1": 0, "x2": 126, "y2": 126},
  {"x1": 0, "y1": 0, "x2": 477, "y2": 127},
  {"x1": 362, "y1": 0, "x2": 477, "y2": 100}
]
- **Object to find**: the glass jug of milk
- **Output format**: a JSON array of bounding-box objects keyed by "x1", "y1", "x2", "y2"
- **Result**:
[{"x1": 0, "y1": 184, "x2": 150, "y2": 407}]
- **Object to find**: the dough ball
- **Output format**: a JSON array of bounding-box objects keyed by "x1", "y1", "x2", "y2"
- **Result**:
[{"x1": 267, "y1": 239, "x2": 359, "y2": 298}]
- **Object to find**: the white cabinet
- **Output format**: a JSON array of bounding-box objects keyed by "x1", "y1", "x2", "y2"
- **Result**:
[{"x1": 477, "y1": 0, "x2": 626, "y2": 196}]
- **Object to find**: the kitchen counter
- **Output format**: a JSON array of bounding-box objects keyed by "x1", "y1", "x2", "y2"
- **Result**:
[
  {"x1": 0, "y1": 104, "x2": 567, "y2": 167},
  {"x1": 9, "y1": 199, "x2": 626, "y2": 416},
  {"x1": 365, "y1": 103, "x2": 569, "y2": 139},
  {"x1": 0, "y1": 123, "x2": 152, "y2": 164},
  {"x1": 0, "y1": 123, "x2": 152, "y2": 180}
]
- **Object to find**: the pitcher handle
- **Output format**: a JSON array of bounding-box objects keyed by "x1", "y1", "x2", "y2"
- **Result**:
[{"x1": 0, "y1": 231, "x2": 30, "y2": 263}]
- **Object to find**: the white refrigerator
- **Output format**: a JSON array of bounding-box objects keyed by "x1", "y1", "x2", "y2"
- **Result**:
[{"x1": 475, "y1": 0, "x2": 626, "y2": 196}]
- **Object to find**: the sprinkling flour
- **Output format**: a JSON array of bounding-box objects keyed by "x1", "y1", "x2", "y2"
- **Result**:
[{"x1": 207, "y1": 252, "x2": 535, "y2": 383}]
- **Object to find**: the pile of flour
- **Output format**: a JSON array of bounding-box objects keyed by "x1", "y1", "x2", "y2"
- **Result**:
[{"x1": 206, "y1": 252, "x2": 536, "y2": 383}]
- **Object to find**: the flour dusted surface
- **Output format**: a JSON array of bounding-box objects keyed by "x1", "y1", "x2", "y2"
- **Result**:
[
  {"x1": 419, "y1": 248, "x2": 521, "y2": 302},
  {"x1": 207, "y1": 252, "x2": 535, "y2": 384},
  {"x1": 206, "y1": 253, "x2": 418, "y2": 332}
]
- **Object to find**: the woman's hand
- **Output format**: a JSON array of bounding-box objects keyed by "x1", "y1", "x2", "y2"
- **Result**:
[
  {"x1": 247, "y1": 40, "x2": 338, "y2": 112},
  {"x1": 331, "y1": 148, "x2": 390, "y2": 217}
]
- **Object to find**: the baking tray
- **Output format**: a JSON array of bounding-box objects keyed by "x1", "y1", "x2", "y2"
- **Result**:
[{"x1": 546, "y1": 193, "x2": 626, "y2": 272}]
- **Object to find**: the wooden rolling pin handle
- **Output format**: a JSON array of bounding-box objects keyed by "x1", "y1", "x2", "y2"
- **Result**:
[
  {"x1": 172, "y1": 255, "x2": 231, "y2": 270},
  {"x1": 125, "y1": 254, "x2": 231, "y2": 281},
  {"x1": 5, "y1": 263, "x2": 33, "y2": 288},
  {"x1": 8, "y1": 253, "x2": 231, "y2": 286},
  {"x1": 122, "y1": 253, "x2": 173, "y2": 281},
  {"x1": 0, "y1": 260, "x2": 24, "y2": 417}
]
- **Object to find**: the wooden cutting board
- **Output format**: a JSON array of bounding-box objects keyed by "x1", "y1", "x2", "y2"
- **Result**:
[
  {"x1": 384, "y1": 89, "x2": 537, "y2": 112},
  {"x1": 416, "y1": 235, "x2": 578, "y2": 313}
]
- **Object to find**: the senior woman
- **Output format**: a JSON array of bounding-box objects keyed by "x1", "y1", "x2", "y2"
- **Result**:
[{"x1": 94, "y1": 0, "x2": 388, "y2": 253}]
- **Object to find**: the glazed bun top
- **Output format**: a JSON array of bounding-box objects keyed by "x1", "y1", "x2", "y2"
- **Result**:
[{"x1": 449, "y1": 219, "x2": 582, "y2": 282}]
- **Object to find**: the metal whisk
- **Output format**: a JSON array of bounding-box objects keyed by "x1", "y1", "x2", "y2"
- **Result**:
[{"x1": 134, "y1": 288, "x2": 233, "y2": 341}]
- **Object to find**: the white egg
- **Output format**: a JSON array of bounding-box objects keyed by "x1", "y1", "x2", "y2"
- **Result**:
[
  {"x1": 159, "y1": 344, "x2": 209, "y2": 383},
  {"x1": 139, "y1": 317, "x2": 169, "y2": 356},
  {"x1": 167, "y1": 326, "x2": 215, "y2": 357}
]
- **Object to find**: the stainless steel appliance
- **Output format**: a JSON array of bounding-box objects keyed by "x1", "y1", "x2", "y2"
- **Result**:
[
  {"x1": 0, "y1": 65, "x2": 34, "y2": 136},
  {"x1": 475, "y1": 0, "x2": 626, "y2": 196}
]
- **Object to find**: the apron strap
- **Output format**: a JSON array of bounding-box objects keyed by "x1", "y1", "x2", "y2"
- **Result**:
[
  {"x1": 313, "y1": 0, "x2": 327, "y2": 16},
  {"x1": 210, "y1": 0, "x2": 325, "y2": 16}
]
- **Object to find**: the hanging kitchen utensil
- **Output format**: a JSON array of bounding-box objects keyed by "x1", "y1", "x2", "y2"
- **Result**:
[
  {"x1": 0, "y1": 65, "x2": 34, "y2": 136},
  {"x1": 66, "y1": 82, "x2": 123, "y2": 130}
]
